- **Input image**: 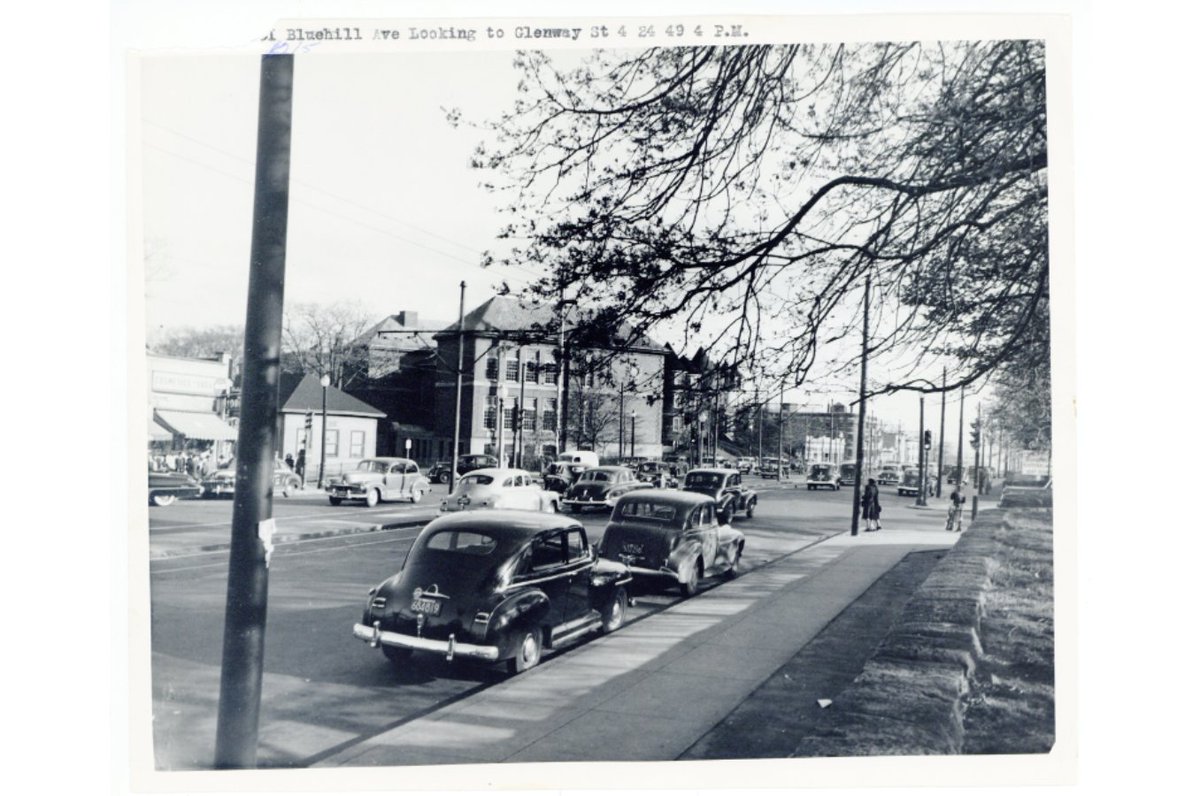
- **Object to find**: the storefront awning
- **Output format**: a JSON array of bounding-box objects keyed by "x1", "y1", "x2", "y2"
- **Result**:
[
  {"x1": 148, "y1": 418, "x2": 173, "y2": 441},
  {"x1": 155, "y1": 410, "x2": 238, "y2": 441}
]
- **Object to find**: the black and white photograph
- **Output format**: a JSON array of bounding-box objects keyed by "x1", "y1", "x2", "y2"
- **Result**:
[{"x1": 126, "y1": 7, "x2": 1074, "y2": 790}]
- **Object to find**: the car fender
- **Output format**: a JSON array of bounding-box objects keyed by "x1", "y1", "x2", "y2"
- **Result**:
[
  {"x1": 488, "y1": 589, "x2": 552, "y2": 657},
  {"x1": 666, "y1": 538, "x2": 704, "y2": 580}
]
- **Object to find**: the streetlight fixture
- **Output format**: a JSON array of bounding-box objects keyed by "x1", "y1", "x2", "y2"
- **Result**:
[{"x1": 318, "y1": 373, "x2": 330, "y2": 488}]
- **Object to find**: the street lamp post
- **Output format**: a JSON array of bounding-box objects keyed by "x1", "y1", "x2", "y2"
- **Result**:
[
  {"x1": 318, "y1": 374, "x2": 330, "y2": 488},
  {"x1": 630, "y1": 409, "x2": 637, "y2": 460}
]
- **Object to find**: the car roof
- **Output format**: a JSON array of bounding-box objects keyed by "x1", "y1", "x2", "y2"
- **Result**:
[
  {"x1": 419, "y1": 510, "x2": 583, "y2": 543},
  {"x1": 613, "y1": 489, "x2": 715, "y2": 509},
  {"x1": 686, "y1": 468, "x2": 737, "y2": 476},
  {"x1": 462, "y1": 467, "x2": 535, "y2": 479},
  {"x1": 584, "y1": 466, "x2": 630, "y2": 473},
  {"x1": 361, "y1": 457, "x2": 416, "y2": 465}
]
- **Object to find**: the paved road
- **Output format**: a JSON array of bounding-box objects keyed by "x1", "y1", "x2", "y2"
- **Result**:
[{"x1": 149, "y1": 483, "x2": 893, "y2": 769}]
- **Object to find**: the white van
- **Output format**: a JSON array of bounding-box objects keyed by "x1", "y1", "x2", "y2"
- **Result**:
[{"x1": 558, "y1": 450, "x2": 600, "y2": 469}]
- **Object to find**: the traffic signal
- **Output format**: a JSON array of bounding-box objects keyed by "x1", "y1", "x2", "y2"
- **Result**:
[
  {"x1": 923, "y1": 430, "x2": 932, "y2": 450},
  {"x1": 304, "y1": 412, "x2": 313, "y2": 431},
  {"x1": 969, "y1": 418, "x2": 981, "y2": 449}
]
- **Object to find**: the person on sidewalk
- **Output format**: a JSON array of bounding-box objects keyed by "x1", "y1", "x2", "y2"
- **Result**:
[
  {"x1": 947, "y1": 487, "x2": 964, "y2": 531},
  {"x1": 861, "y1": 477, "x2": 882, "y2": 531},
  {"x1": 295, "y1": 447, "x2": 307, "y2": 489}
]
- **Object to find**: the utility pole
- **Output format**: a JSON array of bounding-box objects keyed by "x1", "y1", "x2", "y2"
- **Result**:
[
  {"x1": 450, "y1": 281, "x2": 465, "y2": 492},
  {"x1": 515, "y1": 348, "x2": 526, "y2": 469},
  {"x1": 851, "y1": 273, "x2": 870, "y2": 537},
  {"x1": 496, "y1": 347, "x2": 507, "y2": 468},
  {"x1": 956, "y1": 385, "x2": 965, "y2": 492},
  {"x1": 917, "y1": 395, "x2": 927, "y2": 506},
  {"x1": 756, "y1": 384, "x2": 763, "y2": 466},
  {"x1": 937, "y1": 366, "x2": 946, "y2": 498},
  {"x1": 974, "y1": 401, "x2": 983, "y2": 492},
  {"x1": 776, "y1": 383, "x2": 785, "y2": 481},
  {"x1": 555, "y1": 278, "x2": 566, "y2": 458},
  {"x1": 215, "y1": 53, "x2": 293, "y2": 769}
]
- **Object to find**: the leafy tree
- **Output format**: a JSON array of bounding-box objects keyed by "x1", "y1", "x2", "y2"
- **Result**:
[
  {"x1": 148, "y1": 324, "x2": 245, "y2": 380},
  {"x1": 467, "y1": 41, "x2": 1048, "y2": 400}
]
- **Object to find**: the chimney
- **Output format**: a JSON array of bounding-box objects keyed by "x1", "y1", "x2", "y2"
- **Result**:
[{"x1": 395, "y1": 311, "x2": 419, "y2": 327}]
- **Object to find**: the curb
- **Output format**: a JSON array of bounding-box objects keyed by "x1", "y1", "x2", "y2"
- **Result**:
[{"x1": 149, "y1": 517, "x2": 432, "y2": 560}]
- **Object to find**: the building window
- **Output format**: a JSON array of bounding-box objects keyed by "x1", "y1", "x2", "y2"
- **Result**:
[
  {"x1": 324, "y1": 429, "x2": 339, "y2": 457},
  {"x1": 349, "y1": 430, "x2": 365, "y2": 459},
  {"x1": 505, "y1": 406, "x2": 518, "y2": 429},
  {"x1": 506, "y1": 360, "x2": 520, "y2": 382},
  {"x1": 485, "y1": 406, "x2": 497, "y2": 430},
  {"x1": 542, "y1": 363, "x2": 557, "y2": 385},
  {"x1": 485, "y1": 358, "x2": 498, "y2": 381},
  {"x1": 523, "y1": 404, "x2": 537, "y2": 432},
  {"x1": 524, "y1": 360, "x2": 539, "y2": 383}
]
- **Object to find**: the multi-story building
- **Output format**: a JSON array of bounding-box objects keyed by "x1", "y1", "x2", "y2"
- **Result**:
[
  {"x1": 146, "y1": 352, "x2": 238, "y2": 456},
  {"x1": 433, "y1": 296, "x2": 669, "y2": 466}
]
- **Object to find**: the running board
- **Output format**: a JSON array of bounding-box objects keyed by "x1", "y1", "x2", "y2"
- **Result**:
[{"x1": 548, "y1": 611, "x2": 603, "y2": 648}]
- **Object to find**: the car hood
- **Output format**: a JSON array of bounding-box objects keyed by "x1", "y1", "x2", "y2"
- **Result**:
[{"x1": 339, "y1": 471, "x2": 381, "y2": 485}]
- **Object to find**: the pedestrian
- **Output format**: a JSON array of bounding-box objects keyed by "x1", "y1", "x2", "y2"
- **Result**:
[
  {"x1": 861, "y1": 477, "x2": 882, "y2": 531},
  {"x1": 285, "y1": 452, "x2": 295, "y2": 472},
  {"x1": 295, "y1": 447, "x2": 307, "y2": 489},
  {"x1": 947, "y1": 487, "x2": 964, "y2": 532}
]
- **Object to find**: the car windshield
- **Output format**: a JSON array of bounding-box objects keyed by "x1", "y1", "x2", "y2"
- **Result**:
[
  {"x1": 685, "y1": 473, "x2": 722, "y2": 489},
  {"x1": 579, "y1": 471, "x2": 610, "y2": 482},
  {"x1": 810, "y1": 466, "x2": 832, "y2": 478},
  {"x1": 356, "y1": 460, "x2": 389, "y2": 473},
  {"x1": 618, "y1": 501, "x2": 677, "y2": 522},
  {"x1": 422, "y1": 530, "x2": 498, "y2": 556}
]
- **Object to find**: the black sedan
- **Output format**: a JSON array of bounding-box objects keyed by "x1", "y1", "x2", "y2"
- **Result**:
[
  {"x1": 353, "y1": 511, "x2": 632, "y2": 674},
  {"x1": 680, "y1": 468, "x2": 758, "y2": 523},
  {"x1": 148, "y1": 471, "x2": 203, "y2": 507},
  {"x1": 562, "y1": 466, "x2": 651, "y2": 513}
]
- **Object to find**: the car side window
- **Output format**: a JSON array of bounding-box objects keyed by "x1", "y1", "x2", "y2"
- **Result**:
[
  {"x1": 699, "y1": 504, "x2": 714, "y2": 527},
  {"x1": 531, "y1": 533, "x2": 565, "y2": 570},
  {"x1": 502, "y1": 476, "x2": 515, "y2": 488},
  {"x1": 731, "y1": 474, "x2": 740, "y2": 487},
  {"x1": 565, "y1": 529, "x2": 587, "y2": 562},
  {"x1": 405, "y1": 462, "x2": 418, "y2": 474},
  {"x1": 389, "y1": 463, "x2": 403, "y2": 474}
]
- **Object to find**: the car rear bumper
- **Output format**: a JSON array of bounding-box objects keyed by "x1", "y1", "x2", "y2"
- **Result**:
[
  {"x1": 353, "y1": 621, "x2": 500, "y2": 662},
  {"x1": 564, "y1": 498, "x2": 612, "y2": 510}
]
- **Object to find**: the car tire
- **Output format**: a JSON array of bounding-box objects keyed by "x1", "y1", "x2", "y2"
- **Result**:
[
  {"x1": 150, "y1": 493, "x2": 177, "y2": 507},
  {"x1": 328, "y1": 496, "x2": 342, "y2": 506},
  {"x1": 681, "y1": 558, "x2": 702, "y2": 597},
  {"x1": 601, "y1": 588, "x2": 627, "y2": 633},
  {"x1": 438, "y1": 472, "x2": 451, "y2": 484},
  {"x1": 365, "y1": 488, "x2": 380, "y2": 508},
  {"x1": 382, "y1": 645, "x2": 412, "y2": 666},
  {"x1": 411, "y1": 488, "x2": 423, "y2": 503},
  {"x1": 746, "y1": 499, "x2": 756, "y2": 519},
  {"x1": 507, "y1": 629, "x2": 543, "y2": 674}
]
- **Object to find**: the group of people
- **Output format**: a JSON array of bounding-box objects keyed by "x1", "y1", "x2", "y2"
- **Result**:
[
  {"x1": 859, "y1": 477, "x2": 967, "y2": 533},
  {"x1": 148, "y1": 448, "x2": 230, "y2": 478},
  {"x1": 283, "y1": 448, "x2": 307, "y2": 487}
]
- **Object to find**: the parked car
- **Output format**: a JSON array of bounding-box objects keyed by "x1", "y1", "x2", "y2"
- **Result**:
[
  {"x1": 427, "y1": 454, "x2": 501, "y2": 485},
  {"x1": 148, "y1": 471, "x2": 203, "y2": 507},
  {"x1": 542, "y1": 461, "x2": 588, "y2": 494},
  {"x1": 680, "y1": 468, "x2": 758, "y2": 522},
  {"x1": 439, "y1": 468, "x2": 562, "y2": 514},
  {"x1": 598, "y1": 490, "x2": 745, "y2": 596},
  {"x1": 735, "y1": 457, "x2": 756, "y2": 474},
  {"x1": 326, "y1": 457, "x2": 430, "y2": 507},
  {"x1": 839, "y1": 462, "x2": 859, "y2": 487},
  {"x1": 897, "y1": 467, "x2": 936, "y2": 497},
  {"x1": 562, "y1": 466, "x2": 651, "y2": 513},
  {"x1": 807, "y1": 463, "x2": 840, "y2": 490},
  {"x1": 876, "y1": 467, "x2": 901, "y2": 486},
  {"x1": 757, "y1": 457, "x2": 783, "y2": 478},
  {"x1": 634, "y1": 460, "x2": 679, "y2": 489},
  {"x1": 353, "y1": 510, "x2": 632, "y2": 673},
  {"x1": 200, "y1": 461, "x2": 301, "y2": 499}
]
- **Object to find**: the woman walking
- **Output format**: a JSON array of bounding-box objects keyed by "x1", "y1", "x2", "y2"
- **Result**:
[{"x1": 861, "y1": 477, "x2": 882, "y2": 532}]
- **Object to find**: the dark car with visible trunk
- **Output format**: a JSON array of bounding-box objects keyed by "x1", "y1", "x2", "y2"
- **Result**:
[
  {"x1": 598, "y1": 490, "x2": 745, "y2": 596},
  {"x1": 353, "y1": 511, "x2": 632, "y2": 674},
  {"x1": 680, "y1": 468, "x2": 757, "y2": 523},
  {"x1": 562, "y1": 466, "x2": 650, "y2": 513},
  {"x1": 147, "y1": 471, "x2": 203, "y2": 507}
]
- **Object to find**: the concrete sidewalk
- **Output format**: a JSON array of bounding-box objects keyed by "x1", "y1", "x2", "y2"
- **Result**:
[{"x1": 319, "y1": 525, "x2": 959, "y2": 767}]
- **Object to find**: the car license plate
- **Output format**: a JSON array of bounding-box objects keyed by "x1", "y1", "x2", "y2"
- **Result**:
[
  {"x1": 410, "y1": 597, "x2": 442, "y2": 616},
  {"x1": 621, "y1": 542, "x2": 644, "y2": 555}
]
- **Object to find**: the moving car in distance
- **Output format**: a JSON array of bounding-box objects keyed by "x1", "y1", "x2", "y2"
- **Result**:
[
  {"x1": 807, "y1": 463, "x2": 840, "y2": 490},
  {"x1": 735, "y1": 457, "x2": 756, "y2": 474},
  {"x1": 897, "y1": 467, "x2": 936, "y2": 497},
  {"x1": 680, "y1": 468, "x2": 757, "y2": 522},
  {"x1": 757, "y1": 457, "x2": 783, "y2": 478},
  {"x1": 876, "y1": 466, "x2": 900, "y2": 486},
  {"x1": 839, "y1": 462, "x2": 859, "y2": 487},
  {"x1": 439, "y1": 468, "x2": 561, "y2": 513},
  {"x1": 541, "y1": 461, "x2": 587, "y2": 494},
  {"x1": 562, "y1": 466, "x2": 650, "y2": 513},
  {"x1": 599, "y1": 490, "x2": 745, "y2": 596},
  {"x1": 201, "y1": 460, "x2": 302, "y2": 499},
  {"x1": 427, "y1": 454, "x2": 501, "y2": 485},
  {"x1": 148, "y1": 471, "x2": 203, "y2": 507},
  {"x1": 634, "y1": 460, "x2": 678, "y2": 489},
  {"x1": 326, "y1": 457, "x2": 430, "y2": 507},
  {"x1": 353, "y1": 510, "x2": 632, "y2": 673}
]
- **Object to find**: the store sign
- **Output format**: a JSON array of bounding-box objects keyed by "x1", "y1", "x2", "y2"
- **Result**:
[{"x1": 152, "y1": 370, "x2": 219, "y2": 396}]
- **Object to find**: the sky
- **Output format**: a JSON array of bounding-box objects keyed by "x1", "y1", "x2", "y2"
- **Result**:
[{"x1": 136, "y1": 43, "x2": 987, "y2": 439}]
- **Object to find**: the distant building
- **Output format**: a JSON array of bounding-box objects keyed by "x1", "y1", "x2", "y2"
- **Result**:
[
  {"x1": 276, "y1": 372, "x2": 386, "y2": 480},
  {"x1": 146, "y1": 352, "x2": 237, "y2": 455}
]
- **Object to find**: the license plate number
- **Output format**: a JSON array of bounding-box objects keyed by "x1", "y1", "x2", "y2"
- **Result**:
[
  {"x1": 621, "y1": 542, "x2": 644, "y2": 555},
  {"x1": 410, "y1": 597, "x2": 442, "y2": 616}
]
